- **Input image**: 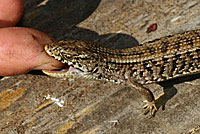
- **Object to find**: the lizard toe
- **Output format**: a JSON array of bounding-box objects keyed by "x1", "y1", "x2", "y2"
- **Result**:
[{"x1": 143, "y1": 100, "x2": 158, "y2": 116}]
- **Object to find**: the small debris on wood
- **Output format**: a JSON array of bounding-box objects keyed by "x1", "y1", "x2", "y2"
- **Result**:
[{"x1": 146, "y1": 23, "x2": 157, "y2": 33}]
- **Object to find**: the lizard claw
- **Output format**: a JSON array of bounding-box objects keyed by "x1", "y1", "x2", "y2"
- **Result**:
[{"x1": 143, "y1": 100, "x2": 158, "y2": 116}]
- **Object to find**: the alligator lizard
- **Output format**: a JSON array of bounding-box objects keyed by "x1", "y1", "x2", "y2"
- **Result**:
[{"x1": 42, "y1": 29, "x2": 200, "y2": 115}]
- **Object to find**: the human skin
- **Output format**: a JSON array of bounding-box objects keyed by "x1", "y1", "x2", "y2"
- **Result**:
[
  {"x1": 0, "y1": 0, "x2": 64, "y2": 76},
  {"x1": 0, "y1": 0, "x2": 24, "y2": 27},
  {"x1": 0, "y1": 27, "x2": 64, "y2": 76}
]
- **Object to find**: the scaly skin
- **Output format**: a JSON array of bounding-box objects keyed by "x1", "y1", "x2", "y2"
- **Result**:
[{"x1": 43, "y1": 29, "x2": 200, "y2": 115}]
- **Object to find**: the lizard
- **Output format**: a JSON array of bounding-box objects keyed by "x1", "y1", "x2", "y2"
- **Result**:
[{"x1": 42, "y1": 29, "x2": 200, "y2": 115}]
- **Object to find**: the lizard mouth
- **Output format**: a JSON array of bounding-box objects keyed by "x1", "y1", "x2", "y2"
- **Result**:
[{"x1": 42, "y1": 65, "x2": 85, "y2": 78}]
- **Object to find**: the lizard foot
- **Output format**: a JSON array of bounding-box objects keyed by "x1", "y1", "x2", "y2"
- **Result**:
[{"x1": 143, "y1": 100, "x2": 158, "y2": 116}]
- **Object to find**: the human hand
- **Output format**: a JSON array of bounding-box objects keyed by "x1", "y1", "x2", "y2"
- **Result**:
[{"x1": 0, "y1": 0, "x2": 64, "y2": 76}]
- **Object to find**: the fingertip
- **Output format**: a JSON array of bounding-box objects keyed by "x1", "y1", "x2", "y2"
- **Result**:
[{"x1": 0, "y1": 0, "x2": 24, "y2": 27}]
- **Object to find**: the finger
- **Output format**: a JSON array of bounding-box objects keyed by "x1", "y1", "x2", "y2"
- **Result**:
[
  {"x1": 0, "y1": 0, "x2": 24, "y2": 27},
  {"x1": 0, "y1": 27, "x2": 64, "y2": 76}
]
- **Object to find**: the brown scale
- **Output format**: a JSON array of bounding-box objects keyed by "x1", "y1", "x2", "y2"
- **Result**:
[
  {"x1": 44, "y1": 29, "x2": 200, "y2": 84},
  {"x1": 43, "y1": 29, "x2": 200, "y2": 116}
]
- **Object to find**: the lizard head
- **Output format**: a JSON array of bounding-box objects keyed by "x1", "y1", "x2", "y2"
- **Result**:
[{"x1": 42, "y1": 40, "x2": 103, "y2": 79}]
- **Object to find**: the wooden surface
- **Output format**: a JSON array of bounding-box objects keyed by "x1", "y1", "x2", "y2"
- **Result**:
[{"x1": 1, "y1": 0, "x2": 200, "y2": 133}]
